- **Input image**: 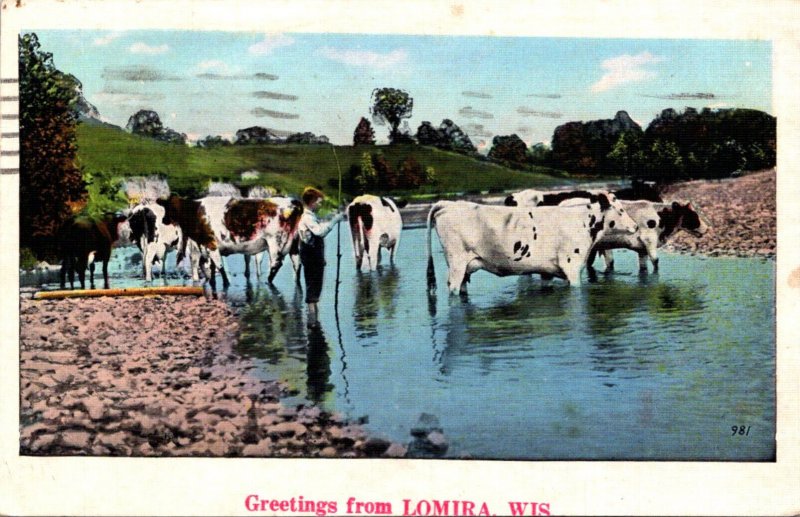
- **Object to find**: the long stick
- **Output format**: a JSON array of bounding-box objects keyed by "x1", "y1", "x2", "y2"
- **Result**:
[{"x1": 331, "y1": 145, "x2": 343, "y2": 312}]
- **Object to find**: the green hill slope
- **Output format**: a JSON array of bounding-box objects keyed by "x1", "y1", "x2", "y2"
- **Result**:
[{"x1": 76, "y1": 124, "x2": 569, "y2": 201}]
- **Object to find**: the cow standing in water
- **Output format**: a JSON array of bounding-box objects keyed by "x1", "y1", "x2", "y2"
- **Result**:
[
  {"x1": 128, "y1": 203, "x2": 189, "y2": 282},
  {"x1": 156, "y1": 194, "x2": 303, "y2": 289},
  {"x1": 58, "y1": 212, "x2": 132, "y2": 290},
  {"x1": 426, "y1": 193, "x2": 639, "y2": 295},
  {"x1": 347, "y1": 195, "x2": 403, "y2": 271}
]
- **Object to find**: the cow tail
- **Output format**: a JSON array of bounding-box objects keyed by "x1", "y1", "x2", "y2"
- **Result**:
[{"x1": 426, "y1": 202, "x2": 441, "y2": 291}]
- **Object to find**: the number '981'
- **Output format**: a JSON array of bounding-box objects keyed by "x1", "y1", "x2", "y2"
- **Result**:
[{"x1": 731, "y1": 425, "x2": 751, "y2": 436}]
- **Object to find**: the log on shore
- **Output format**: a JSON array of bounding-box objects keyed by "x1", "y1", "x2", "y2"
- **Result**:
[{"x1": 33, "y1": 286, "x2": 205, "y2": 300}]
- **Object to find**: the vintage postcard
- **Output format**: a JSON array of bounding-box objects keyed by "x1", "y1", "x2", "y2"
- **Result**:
[{"x1": 1, "y1": 0, "x2": 799, "y2": 515}]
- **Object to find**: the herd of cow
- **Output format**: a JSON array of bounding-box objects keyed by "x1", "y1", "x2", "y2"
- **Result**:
[{"x1": 55, "y1": 182, "x2": 708, "y2": 297}]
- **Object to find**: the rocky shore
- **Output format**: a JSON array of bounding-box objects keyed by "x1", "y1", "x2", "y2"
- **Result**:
[
  {"x1": 19, "y1": 296, "x2": 409, "y2": 458},
  {"x1": 661, "y1": 168, "x2": 775, "y2": 258}
]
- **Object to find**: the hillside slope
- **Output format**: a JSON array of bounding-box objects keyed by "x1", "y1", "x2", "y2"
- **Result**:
[{"x1": 76, "y1": 124, "x2": 568, "y2": 200}]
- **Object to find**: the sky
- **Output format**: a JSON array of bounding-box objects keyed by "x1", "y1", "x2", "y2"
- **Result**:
[{"x1": 31, "y1": 30, "x2": 772, "y2": 150}]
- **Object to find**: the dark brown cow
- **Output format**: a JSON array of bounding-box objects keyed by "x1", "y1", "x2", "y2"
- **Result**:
[{"x1": 58, "y1": 212, "x2": 131, "y2": 290}]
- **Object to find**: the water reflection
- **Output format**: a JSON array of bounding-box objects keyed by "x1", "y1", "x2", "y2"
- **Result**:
[
  {"x1": 306, "y1": 326, "x2": 333, "y2": 403},
  {"x1": 583, "y1": 278, "x2": 705, "y2": 342},
  {"x1": 437, "y1": 279, "x2": 579, "y2": 374},
  {"x1": 352, "y1": 266, "x2": 401, "y2": 339},
  {"x1": 236, "y1": 286, "x2": 306, "y2": 362}
]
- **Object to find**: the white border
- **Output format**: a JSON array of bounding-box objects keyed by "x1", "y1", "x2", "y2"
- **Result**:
[{"x1": 1, "y1": 1, "x2": 798, "y2": 515}]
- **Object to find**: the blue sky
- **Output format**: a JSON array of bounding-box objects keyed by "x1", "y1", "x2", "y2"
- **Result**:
[{"x1": 31, "y1": 30, "x2": 772, "y2": 150}]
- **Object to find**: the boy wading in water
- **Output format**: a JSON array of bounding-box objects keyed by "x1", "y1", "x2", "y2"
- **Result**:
[{"x1": 298, "y1": 187, "x2": 345, "y2": 329}]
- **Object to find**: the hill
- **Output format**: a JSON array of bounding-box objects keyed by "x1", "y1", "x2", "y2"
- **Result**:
[{"x1": 76, "y1": 124, "x2": 569, "y2": 202}]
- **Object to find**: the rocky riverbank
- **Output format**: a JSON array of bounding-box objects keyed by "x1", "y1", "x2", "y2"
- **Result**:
[
  {"x1": 19, "y1": 296, "x2": 411, "y2": 458},
  {"x1": 661, "y1": 168, "x2": 775, "y2": 258}
]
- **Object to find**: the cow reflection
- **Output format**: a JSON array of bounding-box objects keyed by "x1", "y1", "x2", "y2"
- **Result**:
[
  {"x1": 438, "y1": 278, "x2": 578, "y2": 374},
  {"x1": 352, "y1": 266, "x2": 400, "y2": 339},
  {"x1": 236, "y1": 287, "x2": 306, "y2": 362}
]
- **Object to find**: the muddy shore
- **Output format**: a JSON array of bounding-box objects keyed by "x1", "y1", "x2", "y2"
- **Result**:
[{"x1": 19, "y1": 296, "x2": 412, "y2": 458}]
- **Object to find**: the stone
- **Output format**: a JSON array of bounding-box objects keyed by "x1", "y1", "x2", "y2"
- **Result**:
[
  {"x1": 319, "y1": 446, "x2": 338, "y2": 458},
  {"x1": 268, "y1": 422, "x2": 307, "y2": 438},
  {"x1": 242, "y1": 439, "x2": 273, "y2": 456},
  {"x1": 362, "y1": 437, "x2": 391, "y2": 457},
  {"x1": 62, "y1": 430, "x2": 92, "y2": 449},
  {"x1": 382, "y1": 443, "x2": 408, "y2": 458}
]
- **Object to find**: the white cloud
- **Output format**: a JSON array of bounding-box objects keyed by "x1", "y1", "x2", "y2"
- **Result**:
[
  {"x1": 318, "y1": 47, "x2": 408, "y2": 69},
  {"x1": 591, "y1": 51, "x2": 664, "y2": 93},
  {"x1": 197, "y1": 60, "x2": 229, "y2": 73},
  {"x1": 93, "y1": 32, "x2": 122, "y2": 46},
  {"x1": 129, "y1": 42, "x2": 170, "y2": 55},
  {"x1": 249, "y1": 34, "x2": 295, "y2": 55}
]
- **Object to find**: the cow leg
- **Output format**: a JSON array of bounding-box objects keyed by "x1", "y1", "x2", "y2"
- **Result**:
[
  {"x1": 645, "y1": 242, "x2": 659, "y2": 273},
  {"x1": 254, "y1": 252, "x2": 265, "y2": 282},
  {"x1": 446, "y1": 262, "x2": 468, "y2": 296},
  {"x1": 637, "y1": 251, "x2": 649, "y2": 273},
  {"x1": 68, "y1": 258, "x2": 76, "y2": 289},
  {"x1": 354, "y1": 247, "x2": 364, "y2": 272},
  {"x1": 291, "y1": 253, "x2": 302, "y2": 285},
  {"x1": 102, "y1": 260, "x2": 110, "y2": 289},
  {"x1": 586, "y1": 248, "x2": 598, "y2": 272},
  {"x1": 368, "y1": 241, "x2": 380, "y2": 271},
  {"x1": 563, "y1": 260, "x2": 583, "y2": 287},
  {"x1": 143, "y1": 243, "x2": 155, "y2": 282},
  {"x1": 540, "y1": 273, "x2": 553, "y2": 286},
  {"x1": 390, "y1": 233, "x2": 400, "y2": 265},
  {"x1": 212, "y1": 251, "x2": 230, "y2": 289},
  {"x1": 89, "y1": 262, "x2": 96, "y2": 289},
  {"x1": 77, "y1": 257, "x2": 88, "y2": 290},
  {"x1": 60, "y1": 259, "x2": 68, "y2": 289},
  {"x1": 603, "y1": 250, "x2": 615, "y2": 272},
  {"x1": 244, "y1": 255, "x2": 251, "y2": 280},
  {"x1": 208, "y1": 260, "x2": 217, "y2": 292}
]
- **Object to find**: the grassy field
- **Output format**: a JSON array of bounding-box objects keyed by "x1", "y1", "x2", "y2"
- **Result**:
[{"x1": 76, "y1": 124, "x2": 571, "y2": 204}]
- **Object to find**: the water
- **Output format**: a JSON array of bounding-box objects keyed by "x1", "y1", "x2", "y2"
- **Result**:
[{"x1": 43, "y1": 229, "x2": 776, "y2": 460}]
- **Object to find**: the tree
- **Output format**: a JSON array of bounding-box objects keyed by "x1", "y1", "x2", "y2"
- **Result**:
[
  {"x1": 19, "y1": 33, "x2": 86, "y2": 258},
  {"x1": 353, "y1": 117, "x2": 376, "y2": 145},
  {"x1": 126, "y1": 109, "x2": 186, "y2": 144},
  {"x1": 528, "y1": 142, "x2": 553, "y2": 166},
  {"x1": 370, "y1": 87, "x2": 413, "y2": 144},
  {"x1": 372, "y1": 153, "x2": 399, "y2": 190},
  {"x1": 196, "y1": 135, "x2": 231, "y2": 148},
  {"x1": 398, "y1": 155, "x2": 424, "y2": 189},
  {"x1": 606, "y1": 131, "x2": 643, "y2": 176},
  {"x1": 487, "y1": 134, "x2": 528, "y2": 166}
]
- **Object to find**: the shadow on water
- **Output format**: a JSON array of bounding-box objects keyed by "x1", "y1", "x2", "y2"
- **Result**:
[
  {"x1": 352, "y1": 266, "x2": 400, "y2": 340},
  {"x1": 306, "y1": 326, "x2": 334, "y2": 404}
]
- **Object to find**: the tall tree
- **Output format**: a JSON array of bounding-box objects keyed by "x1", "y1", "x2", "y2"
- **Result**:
[
  {"x1": 19, "y1": 33, "x2": 85, "y2": 258},
  {"x1": 353, "y1": 117, "x2": 376, "y2": 145},
  {"x1": 370, "y1": 88, "x2": 413, "y2": 144}
]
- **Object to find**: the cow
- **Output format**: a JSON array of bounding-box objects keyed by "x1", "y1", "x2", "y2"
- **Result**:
[
  {"x1": 128, "y1": 203, "x2": 193, "y2": 282},
  {"x1": 247, "y1": 195, "x2": 303, "y2": 285},
  {"x1": 426, "y1": 192, "x2": 639, "y2": 295},
  {"x1": 503, "y1": 182, "x2": 662, "y2": 207},
  {"x1": 57, "y1": 212, "x2": 132, "y2": 290},
  {"x1": 571, "y1": 199, "x2": 709, "y2": 273},
  {"x1": 347, "y1": 195, "x2": 403, "y2": 271},
  {"x1": 156, "y1": 194, "x2": 304, "y2": 289}
]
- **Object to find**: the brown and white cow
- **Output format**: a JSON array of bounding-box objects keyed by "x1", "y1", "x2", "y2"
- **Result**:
[
  {"x1": 57, "y1": 212, "x2": 132, "y2": 290},
  {"x1": 426, "y1": 193, "x2": 639, "y2": 295},
  {"x1": 157, "y1": 194, "x2": 303, "y2": 289},
  {"x1": 347, "y1": 195, "x2": 403, "y2": 271}
]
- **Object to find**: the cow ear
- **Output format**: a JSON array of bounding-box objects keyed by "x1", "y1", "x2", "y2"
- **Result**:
[{"x1": 597, "y1": 193, "x2": 611, "y2": 211}]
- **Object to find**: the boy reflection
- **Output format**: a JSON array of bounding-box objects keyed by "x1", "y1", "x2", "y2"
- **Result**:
[{"x1": 306, "y1": 325, "x2": 333, "y2": 403}]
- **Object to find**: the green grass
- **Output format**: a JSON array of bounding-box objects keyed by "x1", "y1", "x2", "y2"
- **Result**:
[{"x1": 76, "y1": 124, "x2": 570, "y2": 202}]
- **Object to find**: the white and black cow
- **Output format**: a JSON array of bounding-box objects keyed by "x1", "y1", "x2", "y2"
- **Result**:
[
  {"x1": 426, "y1": 193, "x2": 639, "y2": 295},
  {"x1": 57, "y1": 212, "x2": 132, "y2": 290},
  {"x1": 128, "y1": 203, "x2": 189, "y2": 282},
  {"x1": 347, "y1": 195, "x2": 403, "y2": 271},
  {"x1": 157, "y1": 194, "x2": 304, "y2": 289},
  {"x1": 565, "y1": 199, "x2": 709, "y2": 273},
  {"x1": 503, "y1": 182, "x2": 662, "y2": 207}
]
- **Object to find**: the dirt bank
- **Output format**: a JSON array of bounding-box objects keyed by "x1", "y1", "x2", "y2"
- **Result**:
[
  {"x1": 661, "y1": 168, "x2": 775, "y2": 258},
  {"x1": 19, "y1": 296, "x2": 409, "y2": 458}
]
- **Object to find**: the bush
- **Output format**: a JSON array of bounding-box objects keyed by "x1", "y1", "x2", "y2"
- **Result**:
[{"x1": 20, "y1": 248, "x2": 39, "y2": 271}]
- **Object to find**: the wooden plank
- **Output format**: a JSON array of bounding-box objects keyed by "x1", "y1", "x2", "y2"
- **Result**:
[{"x1": 33, "y1": 286, "x2": 205, "y2": 300}]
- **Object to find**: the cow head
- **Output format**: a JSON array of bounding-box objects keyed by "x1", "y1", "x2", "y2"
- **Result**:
[
  {"x1": 673, "y1": 201, "x2": 709, "y2": 237},
  {"x1": 156, "y1": 194, "x2": 182, "y2": 226},
  {"x1": 106, "y1": 210, "x2": 133, "y2": 246},
  {"x1": 591, "y1": 192, "x2": 638, "y2": 235}
]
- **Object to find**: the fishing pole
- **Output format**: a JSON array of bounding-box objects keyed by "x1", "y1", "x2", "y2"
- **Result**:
[{"x1": 331, "y1": 144, "x2": 343, "y2": 312}]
